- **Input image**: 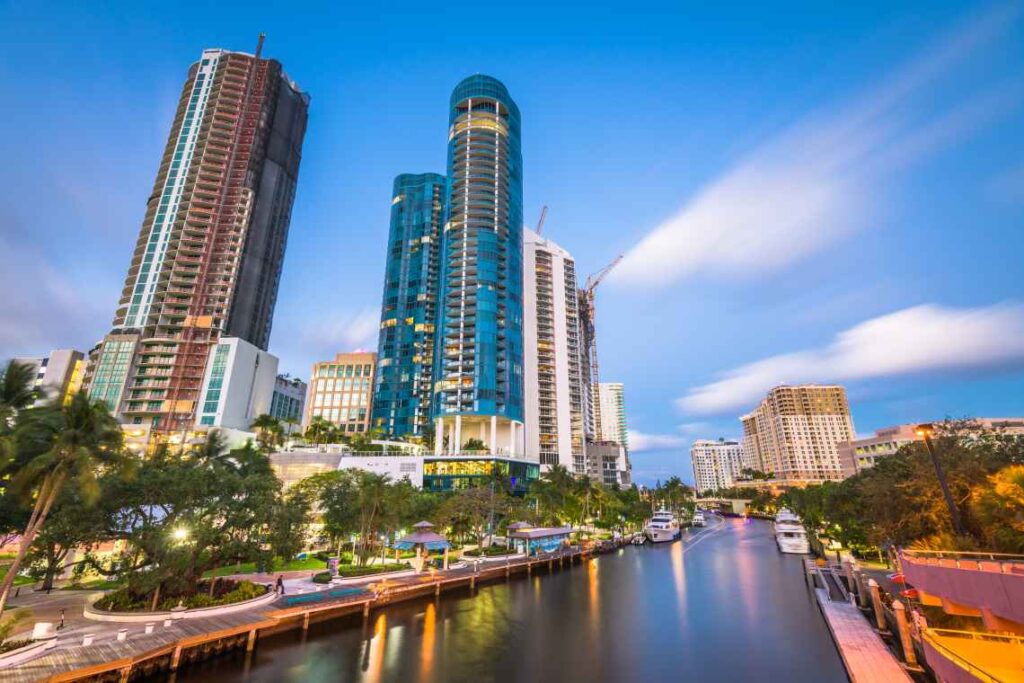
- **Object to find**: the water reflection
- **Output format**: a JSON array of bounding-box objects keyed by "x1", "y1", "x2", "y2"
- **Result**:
[{"x1": 173, "y1": 521, "x2": 846, "y2": 683}]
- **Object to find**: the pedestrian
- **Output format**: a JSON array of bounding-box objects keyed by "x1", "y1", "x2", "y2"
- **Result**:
[
  {"x1": 276, "y1": 575, "x2": 285, "y2": 595},
  {"x1": 58, "y1": 608, "x2": 65, "y2": 630}
]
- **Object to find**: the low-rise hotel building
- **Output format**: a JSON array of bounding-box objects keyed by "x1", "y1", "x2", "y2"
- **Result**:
[{"x1": 304, "y1": 352, "x2": 377, "y2": 433}]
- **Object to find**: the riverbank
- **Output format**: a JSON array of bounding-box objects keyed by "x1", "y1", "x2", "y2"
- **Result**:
[{"x1": 2, "y1": 545, "x2": 599, "y2": 682}]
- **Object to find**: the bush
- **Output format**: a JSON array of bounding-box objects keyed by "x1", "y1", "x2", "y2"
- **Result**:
[
  {"x1": 312, "y1": 571, "x2": 332, "y2": 584},
  {"x1": 94, "y1": 580, "x2": 267, "y2": 612}
]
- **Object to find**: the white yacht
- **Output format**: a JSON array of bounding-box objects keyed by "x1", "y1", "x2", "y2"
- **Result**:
[
  {"x1": 644, "y1": 510, "x2": 681, "y2": 543},
  {"x1": 691, "y1": 511, "x2": 706, "y2": 527},
  {"x1": 774, "y1": 508, "x2": 810, "y2": 554}
]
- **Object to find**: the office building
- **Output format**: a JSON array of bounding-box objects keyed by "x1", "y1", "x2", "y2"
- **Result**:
[
  {"x1": 523, "y1": 229, "x2": 588, "y2": 472},
  {"x1": 690, "y1": 438, "x2": 746, "y2": 494},
  {"x1": 740, "y1": 385, "x2": 855, "y2": 485},
  {"x1": 433, "y1": 75, "x2": 525, "y2": 457},
  {"x1": 838, "y1": 418, "x2": 1024, "y2": 477},
  {"x1": 270, "y1": 374, "x2": 306, "y2": 427},
  {"x1": 372, "y1": 173, "x2": 446, "y2": 439},
  {"x1": 14, "y1": 349, "x2": 86, "y2": 406},
  {"x1": 304, "y1": 352, "x2": 376, "y2": 433},
  {"x1": 195, "y1": 336, "x2": 277, "y2": 431},
  {"x1": 88, "y1": 44, "x2": 308, "y2": 431},
  {"x1": 587, "y1": 441, "x2": 631, "y2": 487}
]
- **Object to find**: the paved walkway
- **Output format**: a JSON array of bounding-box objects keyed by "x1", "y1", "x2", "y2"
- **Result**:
[
  {"x1": 2, "y1": 547, "x2": 590, "y2": 682},
  {"x1": 813, "y1": 587, "x2": 913, "y2": 683}
]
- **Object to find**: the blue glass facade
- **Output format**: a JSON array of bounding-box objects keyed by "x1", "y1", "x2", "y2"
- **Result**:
[
  {"x1": 433, "y1": 75, "x2": 524, "y2": 422},
  {"x1": 372, "y1": 173, "x2": 446, "y2": 438}
]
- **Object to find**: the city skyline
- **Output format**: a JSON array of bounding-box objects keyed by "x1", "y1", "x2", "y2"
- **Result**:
[{"x1": 2, "y1": 1, "x2": 1024, "y2": 484}]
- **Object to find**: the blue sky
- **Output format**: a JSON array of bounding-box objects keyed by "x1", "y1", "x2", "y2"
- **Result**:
[{"x1": 2, "y1": 1, "x2": 1023, "y2": 485}]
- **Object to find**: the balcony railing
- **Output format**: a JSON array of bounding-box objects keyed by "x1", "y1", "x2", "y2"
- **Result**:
[{"x1": 921, "y1": 628, "x2": 1022, "y2": 683}]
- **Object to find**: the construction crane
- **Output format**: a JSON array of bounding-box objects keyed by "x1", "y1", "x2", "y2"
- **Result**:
[
  {"x1": 581, "y1": 254, "x2": 623, "y2": 438},
  {"x1": 534, "y1": 205, "x2": 549, "y2": 235}
]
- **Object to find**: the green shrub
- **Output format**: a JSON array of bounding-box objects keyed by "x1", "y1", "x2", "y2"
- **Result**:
[
  {"x1": 94, "y1": 580, "x2": 267, "y2": 612},
  {"x1": 312, "y1": 571, "x2": 332, "y2": 584}
]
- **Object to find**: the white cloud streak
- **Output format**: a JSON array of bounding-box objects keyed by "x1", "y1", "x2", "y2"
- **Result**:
[
  {"x1": 628, "y1": 430, "x2": 689, "y2": 452},
  {"x1": 612, "y1": 4, "x2": 1020, "y2": 289},
  {"x1": 677, "y1": 302, "x2": 1024, "y2": 415}
]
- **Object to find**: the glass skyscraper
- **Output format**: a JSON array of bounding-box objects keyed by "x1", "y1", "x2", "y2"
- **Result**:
[
  {"x1": 433, "y1": 75, "x2": 525, "y2": 455},
  {"x1": 372, "y1": 173, "x2": 446, "y2": 438}
]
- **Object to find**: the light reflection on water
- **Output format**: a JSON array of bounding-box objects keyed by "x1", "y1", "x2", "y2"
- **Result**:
[{"x1": 172, "y1": 521, "x2": 846, "y2": 683}]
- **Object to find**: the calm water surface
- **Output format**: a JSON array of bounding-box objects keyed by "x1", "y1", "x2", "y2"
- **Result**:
[{"x1": 175, "y1": 518, "x2": 845, "y2": 682}]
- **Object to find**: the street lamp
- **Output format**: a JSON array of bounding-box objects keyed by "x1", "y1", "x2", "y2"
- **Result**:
[{"x1": 915, "y1": 423, "x2": 966, "y2": 537}]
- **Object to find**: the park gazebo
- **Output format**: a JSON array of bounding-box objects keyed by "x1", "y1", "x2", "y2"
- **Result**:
[{"x1": 394, "y1": 521, "x2": 451, "y2": 572}]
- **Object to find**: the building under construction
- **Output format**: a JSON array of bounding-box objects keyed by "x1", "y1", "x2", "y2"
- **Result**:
[{"x1": 88, "y1": 41, "x2": 309, "y2": 433}]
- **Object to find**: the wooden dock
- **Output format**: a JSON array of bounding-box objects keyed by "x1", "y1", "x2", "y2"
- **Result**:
[
  {"x1": 807, "y1": 561, "x2": 913, "y2": 683},
  {"x1": 4, "y1": 547, "x2": 595, "y2": 682}
]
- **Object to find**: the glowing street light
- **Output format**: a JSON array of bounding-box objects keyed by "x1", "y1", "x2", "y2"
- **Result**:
[{"x1": 915, "y1": 423, "x2": 966, "y2": 537}]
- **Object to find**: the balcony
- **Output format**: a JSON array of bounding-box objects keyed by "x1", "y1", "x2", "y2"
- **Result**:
[
  {"x1": 921, "y1": 628, "x2": 1024, "y2": 683},
  {"x1": 901, "y1": 550, "x2": 1024, "y2": 629}
]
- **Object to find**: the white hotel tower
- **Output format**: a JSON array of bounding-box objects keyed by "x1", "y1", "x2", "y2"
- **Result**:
[{"x1": 523, "y1": 229, "x2": 589, "y2": 473}]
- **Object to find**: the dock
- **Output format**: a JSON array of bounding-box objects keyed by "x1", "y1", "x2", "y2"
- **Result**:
[
  {"x1": 807, "y1": 561, "x2": 913, "y2": 683},
  {"x1": 4, "y1": 546, "x2": 596, "y2": 682}
]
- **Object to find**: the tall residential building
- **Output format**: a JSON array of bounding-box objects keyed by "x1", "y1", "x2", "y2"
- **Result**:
[
  {"x1": 270, "y1": 374, "x2": 306, "y2": 426},
  {"x1": 690, "y1": 439, "x2": 746, "y2": 494},
  {"x1": 14, "y1": 349, "x2": 86, "y2": 406},
  {"x1": 523, "y1": 228, "x2": 588, "y2": 472},
  {"x1": 88, "y1": 44, "x2": 309, "y2": 432},
  {"x1": 372, "y1": 173, "x2": 446, "y2": 439},
  {"x1": 305, "y1": 352, "x2": 377, "y2": 434},
  {"x1": 433, "y1": 75, "x2": 525, "y2": 456},
  {"x1": 195, "y1": 337, "x2": 277, "y2": 430},
  {"x1": 595, "y1": 383, "x2": 628, "y2": 447},
  {"x1": 740, "y1": 385, "x2": 855, "y2": 484}
]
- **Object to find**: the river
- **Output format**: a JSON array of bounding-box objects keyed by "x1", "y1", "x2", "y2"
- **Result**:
[{"x1": 172, "y1": 517, "x2": 846, "y2": 682}]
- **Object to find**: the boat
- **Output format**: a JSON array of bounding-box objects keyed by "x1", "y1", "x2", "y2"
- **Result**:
[
  {"x1": 644, "y1": 510, "x2": 681, "y2": 543},
  {"x1": 691, "y1": 511, "x2": 706, "y2": 527},
  {"x1": 773, "y1": 508, "x2": 810, "y2": 554}
]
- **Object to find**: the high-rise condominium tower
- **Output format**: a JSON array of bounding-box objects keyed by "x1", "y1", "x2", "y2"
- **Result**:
[
  {"x1": 595, "y1": 382, "x2": 628, "y2": 447},
  {"x1": 740, "y1": 385, "x2": 855, "y2": 484},
  {"x1": 433, "y1": 75, "x2": 524, "y2": 455},
  {"x1": 523, "y1": 229, "x2": 588, "y2": 472},
  {"x1": 372, "y1": 173, "x2": 446, "y2": 438},
  {"x1": 690, "y1": 439, "x2": 746, "y2": 494},
  {"x1": 89, "y1": 44, "x2": 308, "y2": 431}
]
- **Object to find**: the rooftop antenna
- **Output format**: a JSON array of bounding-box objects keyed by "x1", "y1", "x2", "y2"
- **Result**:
[{"x1": 255, "y1": 32, "x2": 266, "y2": 59}]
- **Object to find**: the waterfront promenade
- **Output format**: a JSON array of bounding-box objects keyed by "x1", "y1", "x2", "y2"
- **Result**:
[{"x1": 3, "y1": 547, "x2": 594, "y2": 682}]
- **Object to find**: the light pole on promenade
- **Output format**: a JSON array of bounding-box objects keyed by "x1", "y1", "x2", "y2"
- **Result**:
[{"x1": 915, "y1": 423, "x2": 966, "y2": 537}]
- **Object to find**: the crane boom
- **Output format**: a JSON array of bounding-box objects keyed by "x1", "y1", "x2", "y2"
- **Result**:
[{"x1": 535, "y1": 205, "x2": 549, "y2": 235}]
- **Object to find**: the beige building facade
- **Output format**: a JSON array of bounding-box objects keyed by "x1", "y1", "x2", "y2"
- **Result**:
[
  {"x1": 740, "y1": 385, "x2": 855, "y2": 485},
  {"x1": 304, "y1": 352, "x2": 377, "y2": 434}
]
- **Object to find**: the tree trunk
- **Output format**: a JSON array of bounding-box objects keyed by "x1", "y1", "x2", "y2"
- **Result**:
[
  {"x1": 0, "y1": 471, "x2": 65, "y2": 618},
  {"x1": 150, "y1": 582, "x2": 162, "y2": 611},
  {"x1": 208, "y1": 575, "x2": 218, "y2": 597}
]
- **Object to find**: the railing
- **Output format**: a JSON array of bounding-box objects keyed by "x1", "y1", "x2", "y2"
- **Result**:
[
  {"x1": 904, "y1": 549, "x2": 1024, "y2": 562},
  {"x1": 921, "y1": 628, "x2": 1021, "y2": 683}
]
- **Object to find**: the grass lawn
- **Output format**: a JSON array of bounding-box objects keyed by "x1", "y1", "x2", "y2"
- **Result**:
[
  {"x1": 61, "y1": 578, "x2": 123, "y2": 591},
  {"x1": 204, "y1": 555, "x2": 328, "y2": 578},
  {"x1": 0, "y1": 564, "x2": 35, "y2": 586}
]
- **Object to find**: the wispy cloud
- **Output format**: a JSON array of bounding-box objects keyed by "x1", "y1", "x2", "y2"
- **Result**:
[
  {"x1": 301, "y1": 308, "x2": 380, "y2": 353},
  {"x1": 612, "y1": 4, "x2": 1021, "y2": 289},
  {"x1": 0, "y1": 233, "x2": 110, "y2": 358},
  {"x1": 629, "y1": 430, "x2": 689, "y2": 452},
  {"x1": 677, "y1": 303, "x2": 1024, "y2": 415}
]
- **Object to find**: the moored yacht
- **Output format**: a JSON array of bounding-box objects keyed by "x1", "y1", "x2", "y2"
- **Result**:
[
  {"x1": 691, "y1": 511, "x2": 706, "y2": 527},
  {"x1": 645, "y1": 510, "x2": 681, "y2": 543},
  {"x1": 774, "y1": 508, "x2": 810, "y2": 554}
]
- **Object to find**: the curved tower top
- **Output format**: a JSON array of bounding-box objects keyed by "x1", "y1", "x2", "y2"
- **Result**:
[{"x1": 433, "y1": 74, "x2": 525, "y2": 456}]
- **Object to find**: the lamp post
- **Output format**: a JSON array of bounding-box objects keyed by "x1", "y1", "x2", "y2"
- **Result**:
[{"x1": 915, "y1": 423, "x2": 966, "y2": 537}]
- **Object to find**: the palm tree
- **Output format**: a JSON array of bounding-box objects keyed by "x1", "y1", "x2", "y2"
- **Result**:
[
  {"x1": 304, "y1": 416, "x2": 333, "y2": 445},
  {"x1": 0, "y1": 391, "x2": 128, "y2": 617},
  {"x1": 250, "y1": 414, "x2": 282, "y2": 451},
  {"x1": 0, "y1": 360, "x2": 38, "y2": 464}
]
